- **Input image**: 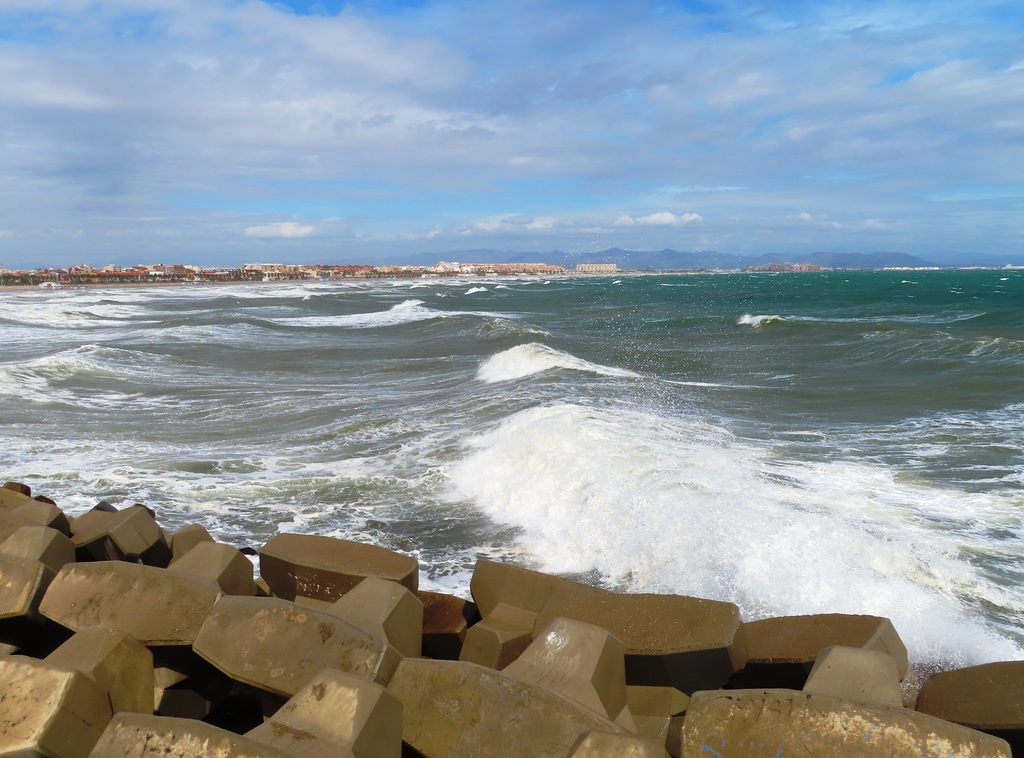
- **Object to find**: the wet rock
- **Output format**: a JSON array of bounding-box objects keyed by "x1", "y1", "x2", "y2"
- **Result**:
[
  {"x1": 168, "y1": 541, "x2": 255, "y2": 596},
  {"x1": 45, "y1": 629, "x2": 154, "y2": 715},
  {"x1": 89, "y1": 713, "x2": 291, "y2": 757},
  {"x1": 802, "y1": 645, "x2": 903, "y2": 708}
]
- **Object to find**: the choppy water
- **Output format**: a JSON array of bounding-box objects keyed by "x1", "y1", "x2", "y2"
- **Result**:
[{"x1": 2, "y1": 270, "x2": 1023, "y2": 670}]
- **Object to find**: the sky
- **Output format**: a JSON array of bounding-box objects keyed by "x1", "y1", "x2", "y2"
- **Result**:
[{"x1": 0, "y1": 0, "x2": 1022, "y2": 268}]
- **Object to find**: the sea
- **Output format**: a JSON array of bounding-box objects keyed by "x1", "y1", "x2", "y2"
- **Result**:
[{"x1": 1, "y1": 269, "x2": 1022, "y2": 676}]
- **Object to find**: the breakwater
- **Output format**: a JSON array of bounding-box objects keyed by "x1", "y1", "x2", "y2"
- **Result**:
[{"x1": 0, "y1": 480, "x2": 1019, "y2": 757}]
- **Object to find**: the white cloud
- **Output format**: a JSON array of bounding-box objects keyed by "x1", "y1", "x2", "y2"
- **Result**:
[
  {"x1": 614, "y1": 215, "x2": 635, "y2": 226},
  {"x1": 635, "y1": 212, "x2": 702, "y2": 226},
  {"x1": 245, "y1": 222, "x2": 315, "y2": 238}
]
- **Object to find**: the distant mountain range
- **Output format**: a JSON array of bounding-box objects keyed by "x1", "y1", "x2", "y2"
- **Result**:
[{"x1": 408, "y1": 248, "x2": 938, "y2": 271}]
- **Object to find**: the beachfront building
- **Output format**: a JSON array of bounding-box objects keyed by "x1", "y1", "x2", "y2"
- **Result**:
[{"x1": 576, "y1": 263, "x2": 618, "y2": 273}]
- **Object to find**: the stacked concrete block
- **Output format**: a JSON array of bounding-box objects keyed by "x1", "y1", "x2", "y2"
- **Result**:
[
  {"x1": 0, "y1": 553, "x2": 56, "y2": 622},
  {"x1": 89, "y1": 713, "x2": 291, "y2": 757},
  {"x1": 418, "y1": 589, "x2": 479, "y2": 660},
  {"x1": 45, "y1": 629, "x2": 155, "y2": 715},
  {"x1": 802, "y1": 644, "x2": 903, "y2": 708},
  {"x1": 625, "y1": 686, "x2": 689, "y2": 757},
  {"x1": 387, "y1": 658, "x2": 627, "y2": 758},
  {"x1": 681, "y1": 688, "x2": 1010, "y2": 757},
  {"x1": 0, "y1": 525, "x2": 75, "y2": 573},
  {"x1": 330, "y1": 576, "x2": 423, "y2": 658},
  {"x1": 567, "y1": 731, "x2": 671, "y2": 758},
  {"x1": 167, "y1": 523, "x2": 215, "y2": 564},
  {"x1": 248, "y1": 668, "x2": 403, "y2": 758},
  {"x1": 7, "y1": 500, "x2": 72, "y2": 535},
  {"x1": 259, "y1": 533, "x2": 418, "y2": 602},
  {"x1": 71, "y1": 504, "x2": 171, "y2": 566},
  {"x1": 0, "y1": 655, "x2": 112, "y2": 758},
  {"x1": 168, "y1": 541, "x2": 255, "y2": 596},
  {"x1": 459, "y1": 601, "x2": 537, "y2": 670}
]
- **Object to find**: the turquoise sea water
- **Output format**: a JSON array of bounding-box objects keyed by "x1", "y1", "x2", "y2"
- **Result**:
[{"x1": 1, "y1": 269, "x2": 1022, "y2": 670}]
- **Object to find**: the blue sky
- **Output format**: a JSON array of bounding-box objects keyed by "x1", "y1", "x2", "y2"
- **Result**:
[{"x1": 0, "y1": 0, "x2": 1022, "y2": 267}]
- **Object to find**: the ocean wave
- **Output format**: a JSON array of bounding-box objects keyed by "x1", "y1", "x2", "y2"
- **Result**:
[
  {"x1": 476, "y1": 343, "x2": 641, "y2": 383},
  {"x1": 273, "y1": 299, "x2": 440, "y2": 329},
  {"x1": 738, "y1": 313, "x2": 786, "y2": 327},
  {"x1": 465, "y1": 287, "x2": 489, "y2": 295},
  {"x1": 446, "y1": 403, "x2": 1024, "y2": 667}
]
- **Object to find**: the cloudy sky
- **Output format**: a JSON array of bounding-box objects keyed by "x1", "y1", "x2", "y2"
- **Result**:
[{"x1": 1, "y1": 0, "x2": 1022, "y2": 268}]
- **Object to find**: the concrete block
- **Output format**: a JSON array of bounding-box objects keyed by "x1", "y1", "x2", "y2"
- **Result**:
[
  {"x1": 193, "y1": 596, "x2": 402, "y2": 697},
  {"x1": 567, "y1": 731, "x2": 670, "y2": 757},
  {"x1": 417, "y1": 590, "x2": 479, "y2": 660},
  {"x1": 0, "y1": 554, "x2": 54, "y2": 621},
  {"x1": 46, "y1": 629, "x2": 154, "y2": 715},
  {"x1": 331, "y1": 576, "x2": 423, "y2": 658},
  {"x1": 168, "y1": 541, "x2": 254, "y2": 596},
  {"x1": 536, "y1": 592, "x2": 747, "y2": 694},
  {"x1": 459, "y1": 601, "x2": 535, "y2": 670},
  {"x1": 259, "y1": 534, "x2": 418, "y2": 602},
  {"x1": 803, "y1": 645, "x2": 903, "y2": 708},
  {"x1": 89, "y1": 713, "x2": 291, "y2": 757},
  {"x1": 39, "y1": 562, "x2": 221, "y2": 645},
  {"x1": 0, "y1": 509, "x2": 38, "y2": 544},
  {"x1": 0, "y1": 655, "x2": 112, "y2": 758},
  {"x1": 0, "y1": 525, "x2": 75, "y2": 573},
  {"x1": 505, "y1": 617, "x2": 632, "y2": 727},
  {"x1": 917, "y1": 660, "x2": 1024, "y2": 747},
  {"x1": 469, "y1": 558, "x2": 606, "y2": 618},
  {"x1": 387, "y1": 658, "x2": 627, "y2": 758},
  {"x1": 626, "y1": 686, "x2": 689, "y2": 758},
  {"x1": 11, "y1": 500, "x2": 72, "y2": 535},
  {"x1": 681, "y1": 688, "x2": 1010, "y2": 758},
  {"x1": 248, "y1": 668, "x2": 402, "y2": 758},
  {"x1": 71, "y1": 504, "x2": 171, "y2": 566},
  {"x1": 168, "y1": 523, "x2": 214, "y2": 564},
  {"x1": 150, "y1": 650, "x2": 235, "y2": 721},
  {"x1": 2, "y1": 482, "x2": 32, "y2": 497}
]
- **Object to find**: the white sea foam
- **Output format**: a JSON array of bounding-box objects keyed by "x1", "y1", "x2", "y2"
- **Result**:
[
  {"x1": 274, "y1": 299, "x2": 439, "y2": 329},
  {"x1": 476, "y1": 343, "x2": 641, "y2": 383},
  {"x1": 465, "y1": 287, "x2": 489, "y2": 295},
  {"x1": 446, "y1": 403, "x2": 1024, "y2": 666},
  {"x1": 738, "y1": 313, "x2": 785, "y2": 327}
]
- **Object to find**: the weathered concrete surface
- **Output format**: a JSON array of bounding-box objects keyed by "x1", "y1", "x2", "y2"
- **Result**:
[
  {"x1": 0, "y1": 509, "x2": 38, "y2": 544},
  {"x1": 260, "y1": 534, "x2": 418, "y2": 602},
  {"x1": 168, "y1": 523, "x2": 214, "y2": 564},
  {"x1": 9, "y1": 500, "x2": 72, "y2": 536},
  {"x1": 71, "y1": 504, "x2": 171, "y2": 566},
  {"x1": 331, "y1": 576, "x2": 423, "y2": 658},
  {"x1": 626, "y1": 685, "x2": 690, "y2": 758},
  {"x1": 0, "y1": 655, "x2": 112, "y2": 758},
  {"x1": 917, "y1": 661, "x2": 1024, "y2": 731},
  {"x1": 193, "y1": 596, "x2": 402, "y2": 697},
  {"x1": 418, "y1": 590, "x2": 479, "y2": 660},
  {"x1": 0, "y1": 554, "x2": 54, "y2": 621},
  {"x1": 89, "y1": 713, "x2": 292, "y2": 758},
  {"x1": 567, "y1": 730, "x2": 671, "y2": 758},
  {"x1": 504, "y1": 617, "x2": 632, "y2": 727},
  {"x1": 802, "y1": 645, "x2": 903, "y2": 708},
  {"x1": 248, "y1": 668, "x2": 402, "y2": 758},
  {"x1": 46, "y1": 629, "x2": 155, "y2": 715},
  {"x1": 39, "y1": 562, "x2": 221, "y2": 645},
  {"x1": 469, "y1": 558, "x2": 606, "y2": 618},
  {"x1": 0, "y1": 525, "x2": 75, "y2": 573},
  {"x1": 536, "y1": 593, "x2": 747, "y2": 694},
  {"x1": 168, "y1": 541, "x2": 255, "y2": 596},
  {"x1": 387, "y1": 658, "x2": 627, "y2": 758},
  {"x1": 681, "y1": 689, "x2": 1010, "y2": 758},
  {"x1": 459, "y1": 602, "x2": 536, "y2": 670}
]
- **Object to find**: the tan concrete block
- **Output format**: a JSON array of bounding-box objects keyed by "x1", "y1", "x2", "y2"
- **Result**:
[
  {"x1": 459, "y1": 602, "x2": 536, "y2": 670},
  {"x1": 626, "y1": 685, "x2": 689, "y2": 757},
  {"x1": 168, "y1": 523, "x2": 214, "y2": 564},
  {"x1": 72, "y1": 505, "x2": 171, "y2": 566},
  {"x1": 0, "y1": 641, "x2": 18, "y2": 655},
  {"x1": 917, "y1": 661, "x2": 1024, "y2": 731},
  {"x1": 39, "y1": 562, "x2": 221, "y2": 645},
  {"x1": 741, "y1": 613, "x2": 909, "y2": 679},
  {"x1": 469, "y1": 557, "x2": 607, "y2": 618},
  {"x1": 0, "y1": 554, "x2": 54, "y2": 621},
  {"x1": 388, "y1": 658, "x2": 627, "y2": 758},
  {"x1": 168, "y1": 541, "x2": 255, "y2": 596},
  {"x1": 89, "y1": 713, "x2": 291, "y2": 757},
  {"x1": 803, "y1": 645, "x2": 903, "y2": 708},
  {"x1": 331, "y1": 576, "x2": 423, "y2": 658},
  {"x1": 417, "y1": 589, "x2": 479, "y2": 660},
  {"x1": 0, "y1": 655, "x2": 112, "y2": 758},
  {"x1": 0, "y1": 525, "x2": 75, "y2": 573},
  {"x1": 0, "y1": 509, "x2": 39, "y2": 544},
  {"x1": 46, "y1": 629, "x2": 155, "y2": 715},
  {"x1": 536, "y1": 593, "x2": 747, "y2": 694},
  {"x1": 11, "y1": 501, "x2": 72, "y2": 535},
  {"x1": 505, "y1": 617, "x2": 630, "y2": 726},
  {"x1": 2, "y1": 481, "x2": 32, "y2": 497},
  {"x1": 681, "y1": 688, "x2": 1010, "y2": 758},
  {"x1": 193, "y1": 596, "x2": 402, "y2": 697},
  {"x1": 567, "y1": 730, "x2": 670, "y2": 757},
  {"x1": 259, "y1": 534, "x2": 418, "y2": 602},
  {"x1": 248, "y1": 668, "x2": 401, "y2": 758}
]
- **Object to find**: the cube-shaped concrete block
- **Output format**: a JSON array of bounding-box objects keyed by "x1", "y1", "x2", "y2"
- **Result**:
[
  {"x1": 72, "y1": 505, "x2": 170, "y2": 566},
  {"x1": 11, "y1": 501, "x2": 72, "y2": 536},
  {"x1": 681, "y1": 689, "x2": 1010, "y2": 758},
  {"x1": 505, "y1": 617, "x2": 630, "y2": 725},
  {"x1": 39, "y1": 562, "x2": 221, "y2": 645},
  {"x1": 803, "y1": 645, "x2": 903, "y2": 708},
  {"x1": 917, "y1": 661, "x2": 1024, "y2": 732},
  {"x1": 193, "y1": 596, "x2": 402, "y2": 697},
  {"x1": 0, "y1": 509, "x2": 39, "y2": 545},
  {"x1": 536, "y1": 593, "x2": 747, "y2": 694},
  {"x1": 470, "y1": 558, "x2": 607, "y2": 618},
  {"x1": 567, "y1": 730, "x2": 671, "y2": 757},
  {"x1": 388, "y1": 658, "x2": 627, "y2": 758},
  {"x1": 46, "y1": 629, "x2": 155, "y2": 715},
  {"x1": 248, "y1": 668, "x2": 402, "y2": 758},
  {"x1": 331, "y1": 576, "x2": 423, "y2": 658},
  {"x1": 2, "y1": 482, "x2": 32, "y2": 498},
  {"x1": 0, "y1": 656, "x2": 112, "y2": 758},
  {"x1": 89, "y1": 713, "x2": 291, "y2": 757},
  {"x1": 168, "y1": 523, "x2": 215, "y2": 564},
  {"x1": 459, "y1": 602, "x2": 536, "y2": 670},
  {"x1": 260, "y1": 534, "x2": 418, "y2": 602},
  {"x1": 418, "y1": 589, "x2": 480, "y2": 660},
  {"x1": 0, "y1": 554, "x2": 55, "y2": 621},
  {"x1": 168, "y1": 541, "x2": 254, "y2": 596},
  {"x1": 626, "y1": 686, "x2": 689, "y2": 758},
  {"x1": 0, "y1": 525, "x2": 75, "y2": 574}
]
